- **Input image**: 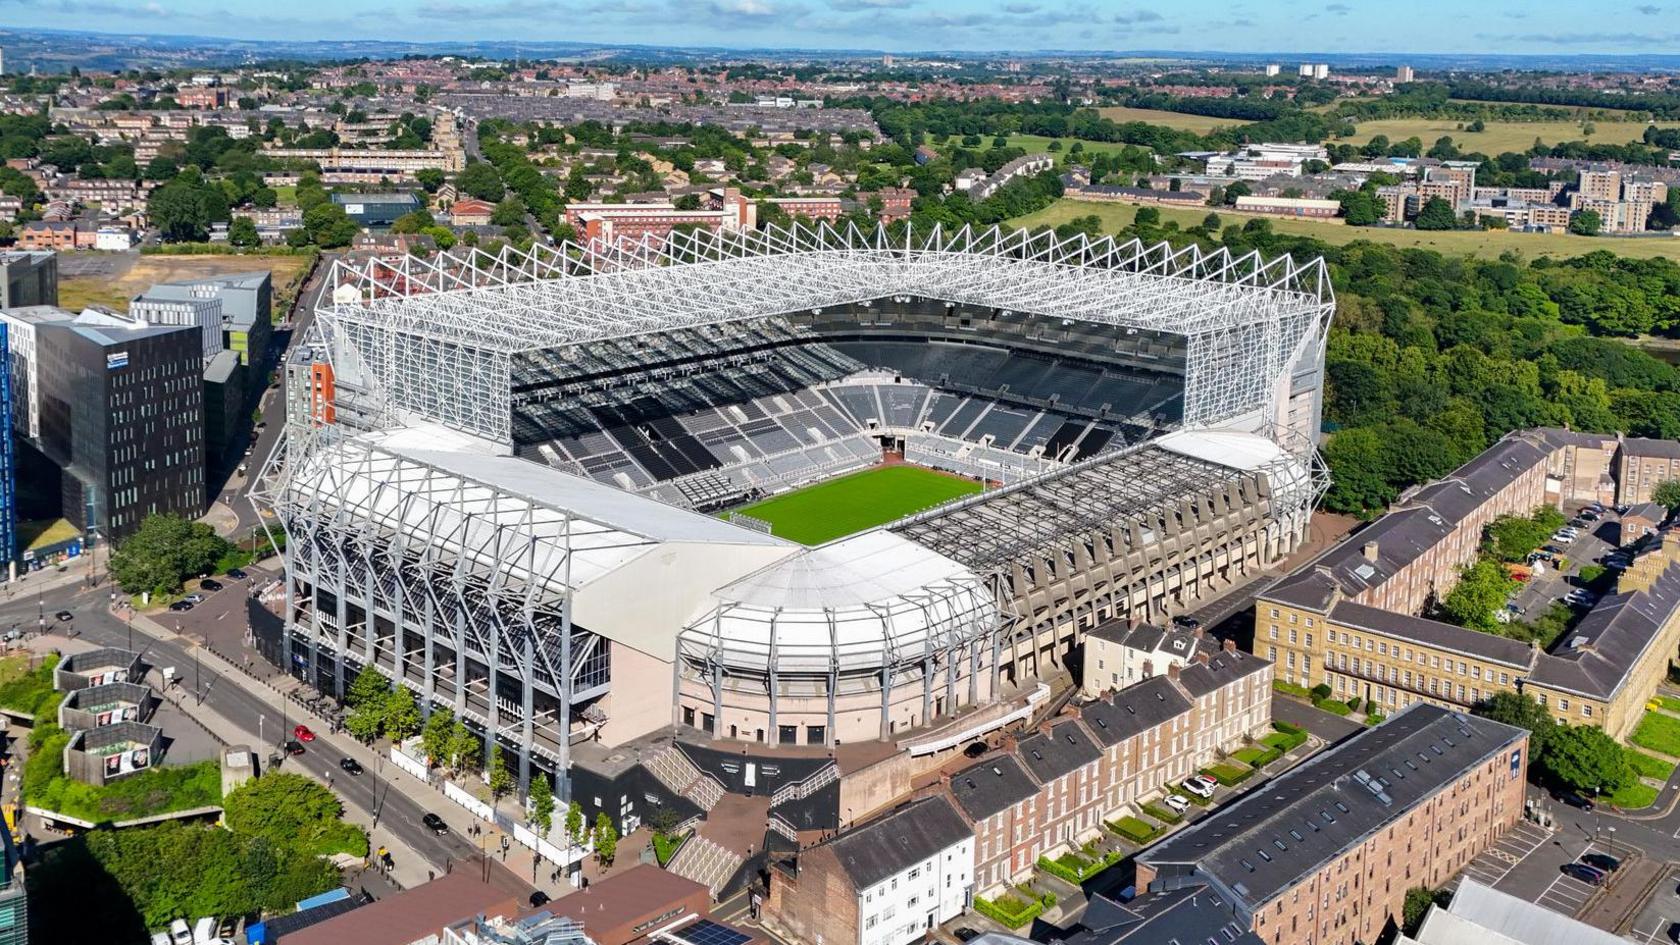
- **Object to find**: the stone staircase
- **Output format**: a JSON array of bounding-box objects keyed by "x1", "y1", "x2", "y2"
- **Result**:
[
  {"x1": 666, "y1": 833, "x2": 744, "y2": 899},
  {"x1": 644, "y1": 743, "x2": 723, "y2": 812}
]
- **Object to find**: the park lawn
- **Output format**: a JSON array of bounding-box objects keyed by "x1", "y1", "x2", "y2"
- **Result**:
[
  {"x1": 273, "y1": 184, "x2": 298, "y2": 206},
  {"x1": 730, "y1": 465, "x2": 982, "y2": 545},
  {"x1": 1610, "y1": 781, "x2": 1660, "y2": 809},
  {"x1": 1007, "y1": 198, "x2": 1680, "y2": 263},
  {"x1": 1628, "y1": 749, "x2": 1676, "y2": 782},
  {"x1": 1096, "y1": 105, "x2": 1243, "y2": 134},
  {"x1": 56, "y1": 253, "x2": 313, "y2": 314},
  {"x1": 1631, "y1": 710, "x2": 1680, "y2": 758},
  {"x1": 1333, "y1": 117, "x2": 1676, "y2": 154}
]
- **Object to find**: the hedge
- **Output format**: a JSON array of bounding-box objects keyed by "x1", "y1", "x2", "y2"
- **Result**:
[
  {"x1": 1108, "y1": 816, "x2": 1159, "y2": 844},
  {"x1": 1232, "y1": 745, "x2": 1281, "y2": 768},
  {"x1": 1273, "y1": 679, "x2": 1311, "y2": 699},
  {"x1": 1268, "y1": 723, "x2": 1309, "y2": 752},
  {"x1": 1037, "y1": 845, "x2": 1123, "y2": 885},
  {"x1": 1203, "y1": 763, "x2": 1254, "y2": 787},
  {"x1": 1312, "y1": 697, "x2": 1352, "y2": 716},
  {"x1": 974, "y1": 888, "x2": 1054, "y2": 929},
  {"x1": 1141, "y1": 801, "x2": 1182, "y2": 824}
]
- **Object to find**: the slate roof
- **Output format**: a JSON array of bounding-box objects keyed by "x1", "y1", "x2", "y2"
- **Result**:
[
  {"x1": 1178, "y1": 648, "x2": 1271, "y2": 698},
  {"x1": 1623, "y1": 436, "x2": 1680, "y2": 459},
  {"x1": 826, "y1": 796, "x2": 971, "y2": 891},
  {"x1": 947, "y1": 754, "x2": 1039, "y2": 820},
  {"x1": 1058, "y1": 885, "x2": 1264, "y2": 945},
  {"x1": 1078, "y1": 675, "x2": 1193, "y2": 748},
  {"x1": 1262, "y1": 430, "x2": 1554, "y2": 613},
  {"x1": 1140, "y1": 705, "x2": 1525, "y2": 914},
  {"x1": 1016, "y1": 717, "x2": 1102, "y2": 781},
  {"x1": 1328, "y1": 601, "x2": 1539, "y2": 670},
  {"x1": 1086, "y1": 621, "x2": 1203, "y2": 657},
  {"x1": 1528, "y1": 562, "x2": 1680, "y2": 700}
]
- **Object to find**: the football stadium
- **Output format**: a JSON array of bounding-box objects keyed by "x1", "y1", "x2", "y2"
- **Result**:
[{"x1": 259, "y1": 223, "x2": 1333, "y2": 794}]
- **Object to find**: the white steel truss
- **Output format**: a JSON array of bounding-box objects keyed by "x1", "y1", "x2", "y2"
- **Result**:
[{"x1": 316, "y1": 222, "x2": 1334, "y2": 445}]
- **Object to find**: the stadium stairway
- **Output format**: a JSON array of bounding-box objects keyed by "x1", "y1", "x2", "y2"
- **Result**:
[
  {"x1": 644, "y1": 743, "x2": 724, "y2": 812},
  {"x1": 666, "y1": 832, "x2": 745, "y2": 899}
]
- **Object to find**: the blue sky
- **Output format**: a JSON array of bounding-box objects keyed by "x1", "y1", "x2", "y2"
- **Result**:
[{"x1": 5, "y1": 0, "x2": 1680, "y2": 52}]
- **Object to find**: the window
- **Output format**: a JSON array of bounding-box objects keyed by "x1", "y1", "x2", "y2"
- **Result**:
[
  {"x1": 1559, "y1": 699, "x2": 1569, "y2": 712},
  {"x1": 1583, "y1": 704, "x2": 1593, "y2": 717}
]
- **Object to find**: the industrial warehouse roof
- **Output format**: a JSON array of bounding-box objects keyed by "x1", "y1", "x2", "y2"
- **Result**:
[
  {"x1": 322, "y1": 222, "x2": 1333, "y2": 355},
  {"x1": 824, "y1": 796, "x2": 972, "y2": 891},
  {"x1": 1401, "y1": 877, "x2": 1628, "y2": 945},
  {"x1": 1138, "y1": 704, "x2": 1526, "y2": 913}
]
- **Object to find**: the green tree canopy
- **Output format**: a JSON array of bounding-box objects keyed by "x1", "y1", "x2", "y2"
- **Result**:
[
  {"x1": 108, "y1": 515, "x2": 233, "y2": 597},
  {"x1": 1413, "y1": 196, "x2": 1458, "y2": 231},
  {"x1": 1438, "y1": 558, "x2": 1517, "y2": 632},
  {"x1": 222, "y1": 772, "x2": 367, "y2": 857},
  {"x1": 1544, "y1": 724, "x2": 1634, "y2": 794},
  {"x1": 1652, "y1": 479, "x2": 1680, "y2": 514}
]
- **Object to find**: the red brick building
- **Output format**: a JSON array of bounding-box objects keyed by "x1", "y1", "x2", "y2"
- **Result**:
[{"x1": 1134, "y1": 704, "x2": 1529, "y2": 945}]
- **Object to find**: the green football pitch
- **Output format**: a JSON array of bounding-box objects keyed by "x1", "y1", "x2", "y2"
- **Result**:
[{"x1": 731, "y1": 464, "x2": 984, "y2": 545}]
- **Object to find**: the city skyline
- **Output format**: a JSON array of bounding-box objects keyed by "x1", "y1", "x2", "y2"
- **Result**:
[{"x1": 2, "y1": 0, "x2": 1678, "y2": 55}]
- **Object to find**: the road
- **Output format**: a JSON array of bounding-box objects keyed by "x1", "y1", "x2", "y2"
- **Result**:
[
  {"x1": 6, "y1": 583, "x2": 494, "y2": 883},
  {"x1": 1270, "y1": 692, "x2": 1363, "y2": 744}
]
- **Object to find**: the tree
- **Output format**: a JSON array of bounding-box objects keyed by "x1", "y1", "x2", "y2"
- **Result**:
[
  {"x1": 228, "y1": 216, "x2": 260, "y2": 248},
  {"x1": 1545, "y1": 724, "x2": 1633, "y2": 794},
  {"x1": 222, "y1": 772, "x2": 367, "y2": 857},
  {"x1": 108, "y1": 514, "x2": 233, "y2": 597},
  {"x1": 1569, "y1": 209, "x2": 1602, "y2": 236},
  {"x1": 148, "y1": 174, "x2": 229, "y2": 242},
  {"x1": 456, "y1": 162, "x2": 505, "y2": 201},
  {"x1": 1413, "y1": 196, "x2": 1457, "y2": 231},
  {"x1": 1651, "y1": 479, "x2": 1680, "y2": 514},
  {"x1": 486, "y1": 748, "x2": 514, "y2": 801},
  {"x1": 593, "y1": 812, "x2": 618, "y2": 866},
  {"x1": 565, "y1": 801, "x2": 585, "y2": 845},
  {"x1": 447, "y1": 720, "x2": 479, "y2": 770},
  {"x1": 1402, "y1": 887, "x2": 1445, "y2": 935},
  {"x1": 530, "y1": 773, "x2": 555, "y2": 834},
  {"x1": 1438, "y1": 558, "x2": 1516, "y2": 631},
  {"x1": 383, "y1": 686, "x2": 421, "y2": 741},
  {"x1": 346, "y1": 665, "x2": 388, "y2": 709},
  {"x1": 490, "y1": 197, "x2": 526, "y2": 227},
  {"x1": 420, "y1": 706, "x2": 454, "y2": 765},
  {"x1": 415, "y1": 167, "x2": 446, "y2": 192},
  {"x1": 1473, "y1": 691, "x2": 1557, "y2": 757}
]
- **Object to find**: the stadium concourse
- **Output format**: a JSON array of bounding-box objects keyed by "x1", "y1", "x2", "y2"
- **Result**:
[{"x1": 257, "y1": 223, "x2": 1334, "y2": 826}]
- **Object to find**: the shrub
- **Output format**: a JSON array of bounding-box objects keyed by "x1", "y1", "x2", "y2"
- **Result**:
[
  {"x1": 1108, "y1": 816, "x2": 1159, "y2": 844},
  {"x1": 1272, "y1": 679, "x2": 1311, "y2": 699},
  {"x1": 974, "y1": 890, "x2": 1048, "y2": 929},
  {"x1": 0, "y1": 653, "x2": 62, "y2": 718},
  {"x1": 1313, "y1": 697, "x2": 1352, "y2": 716},
  {"x1": 1233, "y1": 745, "x2": 1282, "y2": 767},
  {"x1": 1310, "y1": 683, "x2": 1333, "y2": 700},
  {"x1": 1346, "y1": 696, "x2": 1362, "y2": 712},
  {"x1": 652, "y1": 830, "x2": 688, "y2": 866}
]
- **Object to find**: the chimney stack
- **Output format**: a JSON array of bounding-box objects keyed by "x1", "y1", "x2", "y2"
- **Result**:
[
  {"x1": 1167, "y1": 662, "x2": 1181, "y2": 681},
  {"x1": 1222, "y1": 638, "x2": 1237, "y2": 654},
  {"x1": 1362, "y1": 540, "x2": 1380, "y2": 562}
]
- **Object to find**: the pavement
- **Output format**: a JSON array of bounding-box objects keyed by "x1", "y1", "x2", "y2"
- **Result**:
[{"x1": 1269, "y1": 692, "x2": 1363, "y2": 744}]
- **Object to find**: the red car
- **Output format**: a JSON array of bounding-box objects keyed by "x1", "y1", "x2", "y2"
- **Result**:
[{"x1": 293, "y1": 724, "x2": 316, "y2": 743}]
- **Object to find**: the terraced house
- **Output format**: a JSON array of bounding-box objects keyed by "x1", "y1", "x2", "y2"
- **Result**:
[
  {"x1": 931, "y1": 635, "x2": 1272, "y2": 896},
  {"x1": 1256, "y1": 427, "x2": 1680, "y2": 737}
]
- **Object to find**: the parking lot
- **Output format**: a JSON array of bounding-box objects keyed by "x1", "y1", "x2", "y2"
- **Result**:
[
  {"x1": 1454, "y1": 820, "x2": 1554, "y2": 890},
  {"x1": 1509, "y1": 505, "x2": 1625, "y2": 621},
  {"x1": 1535, "y1": 844, "x2": 1606, "y2": 917},
  {"x1": 1629, "y1": 869, "x2": 1680, "y2": 945}
]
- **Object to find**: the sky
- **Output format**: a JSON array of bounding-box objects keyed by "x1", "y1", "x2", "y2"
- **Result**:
[{"x1": 3, "y1": 0, "x2": 1680, "y2": 53}]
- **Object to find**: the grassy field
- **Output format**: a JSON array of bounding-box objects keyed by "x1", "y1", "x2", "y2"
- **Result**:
[
  {"x1": 732, "y1": 464, "x2": 982, "y2": 545},
  {"x1": 1336, "y1": 117, "x2": 1674, "y2": 153},
  {"x1": 56, "y1": 253, "x2": 313, "y2": 314},
  {"x1": 1009, "y1": 197, "x2": 1680, "y2": 262},
  {"x1": 1095, "y1": 106, "x2": 1241, "y2": 134}
]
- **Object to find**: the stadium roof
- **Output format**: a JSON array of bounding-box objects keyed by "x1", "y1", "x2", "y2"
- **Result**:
[{"x1": 324, "y1": 221, "x2": 1332, "y2": 355}]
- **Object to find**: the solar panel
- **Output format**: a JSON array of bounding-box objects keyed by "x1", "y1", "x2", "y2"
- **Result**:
[{"x1": 673, "y1": 919, "x2": 753, "y2": 945}]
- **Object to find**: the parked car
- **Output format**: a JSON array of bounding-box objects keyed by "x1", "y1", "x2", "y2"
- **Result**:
[
  {"x1": 954, "y1": 929, "x2": 981, "y2": 943},
  {"x1": 168, "y1": 601, "x2": 195, "y2": 613},
  {"x1": 422, "y1": 813, "x2": 449, "y2": 835},
  {"x1": 1557, "y1": 790, "x2": 1595, "y2": 811},
  {"x1": 1163, "y1": 793, "x2": 1191, "y2": 813},
  {"x1": 1171, "y1": 615, "x2": 1202, "y2": 631},
  {"x1": 1581, "y1": 852, "x2": 1622, "y2": 873},
  {"x1": 339, "y1": 756, "x2": 363, "y2": 776},
  {"x1": 1564, "y1": 862, "x2": 1607, "y2": 886},
  {"x1": 168, "y1": 919, "x2": 193, "y2": 945},
  {"x1": 199, "y1": 579, "x2": 222, "y2": 592},
  {"x1": 293, "y1": 724, "x2": 315, "y2": 743},
  {"x1": 284, "y1": 739, "x2": 305, "y2": 755},
  {"x1": 1182, "y1": 777, "x2": 1214, "y2": 799},
  {"x1": 529, "y1": 891, "x2": 552, "y2": 909},
  {"x1": 226, "y1": 568, "x2": 247, "y2": 581}
]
